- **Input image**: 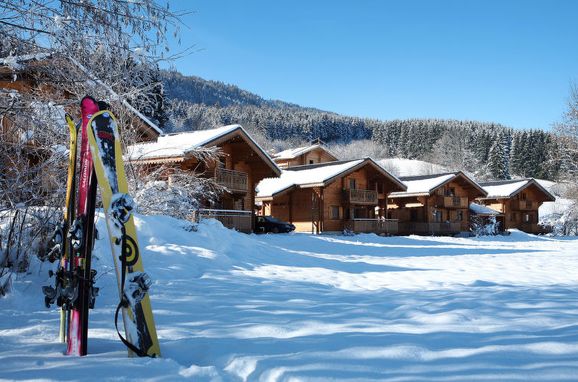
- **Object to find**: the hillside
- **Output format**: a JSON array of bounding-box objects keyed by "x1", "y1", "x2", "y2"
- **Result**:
[{"x1": 160, "y1": 71, "x2": 562, "y2": 181}]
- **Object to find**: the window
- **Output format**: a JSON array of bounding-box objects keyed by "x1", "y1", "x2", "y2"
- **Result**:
[
  {"x1": 524, "y1": 213, "x2": 531, "y2": 223},
  {"x1": 521, "y1": 192, "x2": 527, "y2": 201},
  {"x1": 330, "y1": 206, "x2": 340, "y2": 220},
  {"x1": 433, "y1": 210, "x2": 442, "y2": 223},
  {"x1": 309, "y1": 159, "x2": 314, "y2": 164},
  {"x1": 457, "y1": 210, "x2": 464, "y2": 221},
  {"x1": 349, "y1": 178, "x2": 357, "y2": 190}
]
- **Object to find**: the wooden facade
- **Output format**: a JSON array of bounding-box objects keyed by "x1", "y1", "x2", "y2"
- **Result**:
[
  {"x1": 257, "y1": 159, "x2": 406, "y2": 234},
  {"x1": 128, "y1": 125, "x2": 281, "y2": 232},
  {"x1": 477, "y1": 179, "x2": 555, "y2": 234},
  {"x1": 272, "y1": 144, "x2": 338, "y2": 169},
  {"x1": 387, "y1": 172, "x2": 487, "y2": 235}
]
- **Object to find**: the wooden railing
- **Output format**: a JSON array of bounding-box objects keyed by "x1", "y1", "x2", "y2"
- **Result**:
[
  {"x1": 215, "y1": 168, "x2": 249, "y2": 193},
  {"x1": 348, "y1": 219, "x2": 398, "y2": 235},
  {"x1": 346, "y1": 189, "x2": 378, "y2": 205},
  {"x1": 197, "y1": 209, "x2": 253, "y2": 233},
  {"x1": 511, "y1": 200, "x2": 537, "y2": 211},
  {"x1": 435, "y1": 196, "x2": 468, "y2": 208},
  {"x1": 399, "y1": 222, "x2": 462, "y2": 235}
]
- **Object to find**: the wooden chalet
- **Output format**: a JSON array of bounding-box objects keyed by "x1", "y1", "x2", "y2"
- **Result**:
[
  {"x1": 126, "y1": 125, "x2": 281, "y2": 232},
  {"x1": 477, "y1": 179, "x2": 555, "y2": 234},
  {"x1": 272, "y1": 144, "x2": 338, "y2": 169},
  {"x1": 256, "y1": 158, "x2": 406, "y2": 234},
  {"x1": 387, "y1": 172, "x2": 487, "y2": 235}
]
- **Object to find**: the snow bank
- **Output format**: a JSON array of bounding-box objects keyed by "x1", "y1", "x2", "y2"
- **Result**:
[{"x1": 1, "y1": 213, "x2": 578, "y2": 381}]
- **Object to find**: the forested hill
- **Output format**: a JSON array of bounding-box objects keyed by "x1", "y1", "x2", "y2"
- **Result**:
[{"x1": 160, "y1": 70, "x2": 561, "y2": 180}]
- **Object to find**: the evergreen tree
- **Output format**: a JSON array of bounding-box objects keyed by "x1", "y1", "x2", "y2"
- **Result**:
[{"x1": 487, "y1": 132, "x2": 510, "y2": 179}]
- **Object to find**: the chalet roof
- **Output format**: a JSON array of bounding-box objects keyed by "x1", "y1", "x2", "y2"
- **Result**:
[
  {"x1": 389, "y1": 171, "x2": 487, "y2": 198},
  {"x1": 272, "y1": 144, "x2": 338, "y2": 161},
  {"x1": 0, "y1": 52, "x2": 162, "y2": 137},
  {"x1": 256, "y1": 158, "x2": 406, "y2": 199},
  {"x1": 479, "y1": 178, "x2": 556, "y2": 201},
  {"x1": 126, "y1": 124, "x2": 281, "y2": 175},
  {"x1": 0, "y1": 53, "x2": 52, "y2": 70},
  {"x1": 469, "y1": 202, "x2": 502, "y2": 216}
]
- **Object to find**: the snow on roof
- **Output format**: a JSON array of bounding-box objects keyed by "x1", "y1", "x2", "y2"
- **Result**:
[
  {"x1": 389, "y1": 173, "x2": 456, "y2": 198},
  {"x1": 273, "y1": 144, "x2": 337, "y2": 160},
  {"x1": 469, "y1": 202, "x2": 502, "y2": 216},
  {"x1": 0, "y1": 52, "x2": 52, "y2": 70},
  {"x1": 480, "y1": 179, "x2": 530, "y2": 199},
  {"x1": 126, "y1": 125, "x2": 241, "y2": 161},
  {"x1": 257, "y1": 159, "x2": 364, "y2": 198}
]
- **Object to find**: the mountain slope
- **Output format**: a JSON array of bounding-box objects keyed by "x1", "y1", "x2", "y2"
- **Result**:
[{"x1": 160, "y1": 71, "x2": 561, "y2": 181}]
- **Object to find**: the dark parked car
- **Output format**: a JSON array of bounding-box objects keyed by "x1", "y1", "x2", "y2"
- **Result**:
[{"x1": 255, "y1": 216, "x2": 295, "y2": 233}]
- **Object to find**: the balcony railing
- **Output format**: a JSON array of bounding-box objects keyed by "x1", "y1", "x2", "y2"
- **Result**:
[
  {"x1": 197, "y1": 209, "x2": 253, "y2": 233},
  {"x1": 511, "y1": 200, "x2": 537, "y2": 211},
  {"x1": 348, "y1": 219, "x2": 398, "y2": 235},
  {"x1": 435, "y1": 196, "x2": 468, "y2": 208},
  {"x1": 346, "y1": 189, "x2": 378, "y2": 205},
  {"x1": 215, "y1": 168, "x2": 248, "y2": 193},
  {"x1": 399, "y1": 222, "x2": 462, "y2": 235}
]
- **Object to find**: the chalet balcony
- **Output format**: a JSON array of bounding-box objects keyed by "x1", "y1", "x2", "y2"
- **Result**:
[
  {"x1": 215, "y1": 168, "x2": 249, "y2": 194},
  {"x1": 511, "y1": 200, "x2": 537, "y2": 211},
  {"x1": 435, "y1": 196, "x2": 468, "y2": 209},
  {"x1": 399, "y1": 222, "x2": 462, "y2": 236},
  {"x1": 347, "y1": 219, "x2": 399, "y2": 235},
  {"x1": 345, "y1": 189, "x2": 378, "y2": 205},
  {"x1": 197, "y1": 209, "x2": 253, "y2": 233}
]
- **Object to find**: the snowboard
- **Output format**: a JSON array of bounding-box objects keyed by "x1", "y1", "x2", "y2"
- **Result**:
[
  {"x1": 87, "y1": 109, "x2": 160, "y2": 358},
  {"x1": 66, "y1": 96, "x2": 100, "y2": 356}
]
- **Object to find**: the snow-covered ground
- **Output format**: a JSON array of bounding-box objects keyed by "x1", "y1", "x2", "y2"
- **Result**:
[{"x1": 2, "y1": 214, "x2": 578, "y2": 381}]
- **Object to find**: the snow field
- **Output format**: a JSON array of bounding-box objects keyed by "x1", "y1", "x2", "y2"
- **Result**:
[{"x1": 1, "y1": 213, "x2": 578, "y2": 381}]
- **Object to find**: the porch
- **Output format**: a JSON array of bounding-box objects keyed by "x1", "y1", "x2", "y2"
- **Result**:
[
  {"x1": 346, "y1": 218, "x2": 399, "y2": 235},
  {"x1": 435, "y1": 196, "x2": 468, "y2": 208},
  {"x1": 398, "y1": 222, "x2": 462, "y2": 236},
  {"x1": 197, "y1": 208, "x2": 253, "y2": 233},
  {"x1": 215, "y1": 167, "x2": 249, "y2": 194},
  {"x1": 344, "y1": 189, "x2": 378, "y2": 205}
]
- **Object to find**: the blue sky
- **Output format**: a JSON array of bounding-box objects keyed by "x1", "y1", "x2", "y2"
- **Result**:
[{"x1": 164, "y1": 0, "x2": 578, "y2": 130}]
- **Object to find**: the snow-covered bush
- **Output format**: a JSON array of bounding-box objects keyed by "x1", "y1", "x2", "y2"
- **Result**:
[
  {"x1": 470, "y1": 215, "x2": 501, "y2": 236},
  {"x1": 132, "y1": 165, "x2": 225, "y2": 223},
  {"x1": 0, "y1": 207, "x2": 58, "y2": 295}
]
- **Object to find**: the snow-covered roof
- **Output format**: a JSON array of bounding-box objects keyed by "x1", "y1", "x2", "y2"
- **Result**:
[
  {"x1": 273, "y1": 144, "x2": 337, "y2": 161},
  {"x1": 479, "y1": 179, "x2": 556, "y2": 201},
  {"x1": 389, "y1": 172, "x2": 486, "y2": 198},
  {"x1": 127, "y1": 125, "x2": 242, "y2": 161},
  {"x1": 0, "y1": 52, "x2": 53, "y2": 70},
  {"x1": 127, "y1": 124, "x2": 280, "y2": 174},
  {"x1": 257, "y1": 158, "x2": 405, "y2": 199},
  {"x1": 469, "y1": 202, "x2": 502, "y2": 216}
]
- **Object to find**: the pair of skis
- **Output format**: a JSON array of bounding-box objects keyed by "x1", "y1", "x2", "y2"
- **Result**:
[{"x1": 43, "y1": 96, "x2": 160, "y2": 357}]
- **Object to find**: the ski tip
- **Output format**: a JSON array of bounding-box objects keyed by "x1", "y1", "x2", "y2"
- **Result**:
[{"x1": 81, "y1": 95, "x2": 98, "y2": 106}]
